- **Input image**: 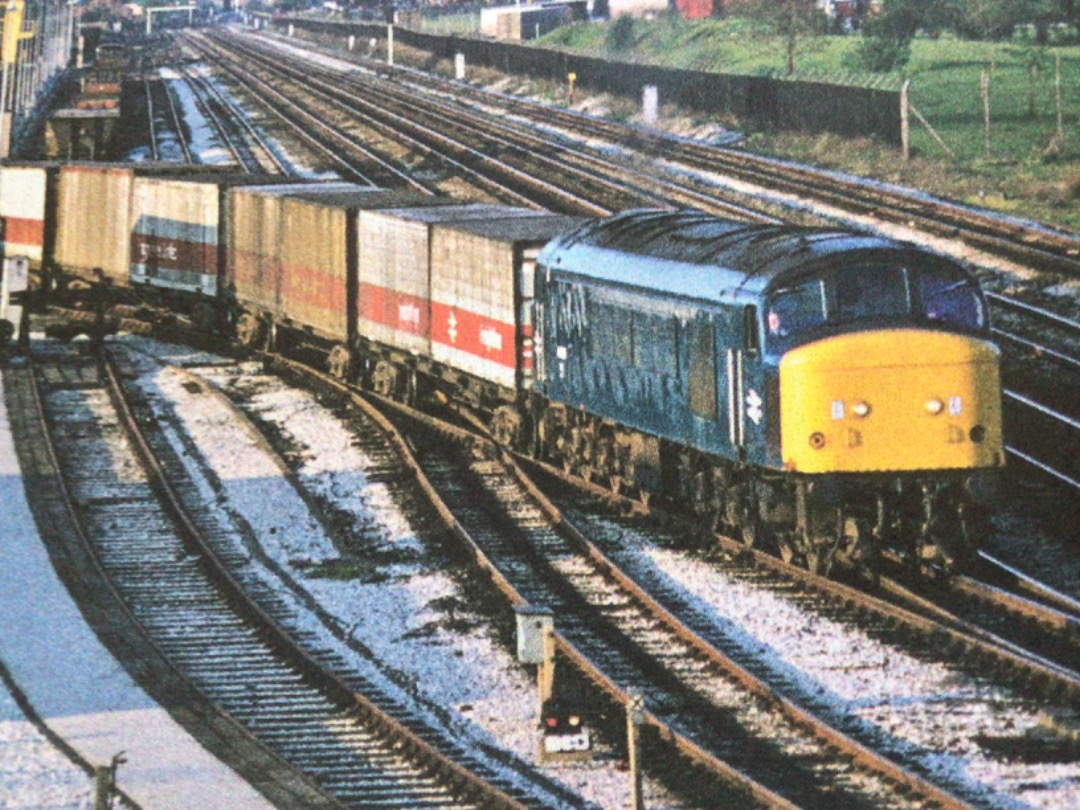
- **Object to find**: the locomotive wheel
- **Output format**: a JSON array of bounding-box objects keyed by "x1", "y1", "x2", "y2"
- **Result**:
[
  {"x1": 371, "y1": 360, "x2": 398, "y2": 397},
  {"x1": 235, "y1": 313, "x2": 263, "y2": 347},
  {"x1": 327, "y1": 345, "x2": 352, "y2": 381}
]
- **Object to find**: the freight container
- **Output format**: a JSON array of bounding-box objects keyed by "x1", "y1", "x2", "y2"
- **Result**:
[
  {"x1": 430, "y1": 213, "x2": 583, "y2": 389},
  {"x1": 226, "y1": 182, "x2": 355, "y2": 317},
  {"x1": 0, "y1": 162, "x2": 57, "y2": 268},
  {"x1": 356, "y1": 204, "x2": 540, "y2": 358},
  {"x1": 54, "y1": 164, "x2": 136, "y2": 281},
  {"x1": 55, "y1": 163, "x2": 229, "y2": 283},
  {"x1": 131, "y1": 173, "x2": 281, "y2": 298},
  {"x1": 277, "y1": 187, "x2": 445, "y2": 342}
]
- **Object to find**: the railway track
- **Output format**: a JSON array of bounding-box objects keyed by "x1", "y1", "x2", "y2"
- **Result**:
[
  {"x1": 529, "y1": 458, "x2": 1080, "y2": 700},
  {"x1": 265, "y1": 358, "x2": 998, "y2": 810},
  {"x1": 144, "y1": 74, "x2": 192, "y2": 163},
  {"x1": 519, "y1": 460, "x2": 1080, "y2": 796},
  {"x1": 176, "y1": 63, "x2": 290, "y2": 173},
  {"x1": 330, "y1": 36, "x2": 1080, "y2": 278},
  {"x1": 17, "y1": 341, "x2": 540, "y2": 810}
]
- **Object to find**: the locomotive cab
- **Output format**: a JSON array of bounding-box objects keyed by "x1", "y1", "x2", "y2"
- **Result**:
[{"x1": 760, "y1": 250, "x2": 1003, "y2": 572}]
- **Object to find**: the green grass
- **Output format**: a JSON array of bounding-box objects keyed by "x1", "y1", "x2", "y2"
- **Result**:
[{"x1": 542, "y1": 19, "x2": 1080, "y2": 232}]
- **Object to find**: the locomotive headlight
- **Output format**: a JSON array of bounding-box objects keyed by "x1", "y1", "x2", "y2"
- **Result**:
[
  {"x1": 851, "y1": 400, "x2": 871, "y2": 418},
  {"x1": 925, "y1": 398, "x2": 945, "y2": 415}
]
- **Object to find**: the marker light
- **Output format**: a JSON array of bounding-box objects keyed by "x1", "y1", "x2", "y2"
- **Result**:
[
  {"x1": 851, "y1": 401, "x2": 871, "y2": 418},
  {"x1": 809, "y1": 432, "x2": 826, "y2": 450},
  {"x1": 925, "y1": 398, "x2": 944, "y2": 415}
]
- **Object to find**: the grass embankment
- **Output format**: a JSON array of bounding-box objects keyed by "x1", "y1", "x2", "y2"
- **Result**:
[{"x1": 526, "y1": 18, "x2": 1080, "y2": 233}]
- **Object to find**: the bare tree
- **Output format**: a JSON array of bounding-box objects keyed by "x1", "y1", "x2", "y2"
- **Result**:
[{"x1": 728, "y1": 0, "x2": 828, "y2": 75}]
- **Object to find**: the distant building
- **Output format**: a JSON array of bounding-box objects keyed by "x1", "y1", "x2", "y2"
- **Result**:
[
  {"x1": 480, "y1": 0, "x2": 587, "y2": 39},
  {"x1": 671, "y1": 0, "x2": 870, "y2": 24}
]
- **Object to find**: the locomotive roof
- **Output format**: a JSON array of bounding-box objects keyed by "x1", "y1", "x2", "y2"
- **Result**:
[{"x1": 539, "y1": 209, "x2": 919, "y2": 303}]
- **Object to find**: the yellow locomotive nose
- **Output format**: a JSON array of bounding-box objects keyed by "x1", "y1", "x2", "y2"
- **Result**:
[{"x1": 779, "y1": 330, "x2": 1003, "y2": 474}]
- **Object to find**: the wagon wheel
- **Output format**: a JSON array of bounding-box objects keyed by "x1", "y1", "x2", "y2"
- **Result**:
[
  {"x1": 490, "y1": 405, "x2": 522, "y2": 447},
  {"x1": 235, "y1": 313, "x2": 263, "y2": 348},
  {"x1": 327, "y1": 344, "x2": 352, "y2": 381},
  {"x1": 192, "y1": 302, "x2": 217, "y2": 333},
  {"x1": 779, "y1": 537, "x2": 799, "y2": 566},
  {"x1": 805, "y1": 545, "x2": 834, "y2": 577},
  {"x1": 371, "y1": 360, "x2": 398, "y2": 398}
]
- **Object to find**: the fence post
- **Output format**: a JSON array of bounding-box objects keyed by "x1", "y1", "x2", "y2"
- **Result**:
[
  {"x1": 901, "y1": 80, "x2": 910, "y2": 161},
  {"x1": 981, "y1": 68, "x2": 991, "y2": 160},
  {"x1": 1055, "y1": 52, "x2": 1064, "y2": 140}
]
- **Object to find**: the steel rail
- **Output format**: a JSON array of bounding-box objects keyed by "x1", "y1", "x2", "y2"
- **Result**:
[
  {"x1": 1004, "y1": 390, "x2": 1080, "y2": 432},
  {"x1": 198, "y1": 31, "x2": 613, "y2": 215},
  {"x1": 182, "y1": 66, "x2": 291, "y2": 174},
  {"x1": 143, "y1": 77, "x2": 159, "y2": 160},
  {"x1": 1006, "y1": 446, "x2": 1080, "y2": 491},
  {"x1": 286, "y1": 33, "x2": 1080, "y2": 275},
  {"x1": 518, "y1": 451, "x2": 1080, "y2": 706},
  {"x1": 993, "y1": 328, "x2": 1080, "y2": 373},
  {"x1": 977, "y1": 551, "x2": 1080, "y2": 619},
  {"x1": 187, "y1": 32, "x2": 425, "y2": 189},
  {"x1": 986, "y1": 292, "x2": 1080, "y2": 336},
  {"x1": 161, "y1": 75, "x2": 193, "y2": 164},
  {"x1": 263, "y1": 353, "x2": 802, "y2": 810},
  {"x1": 951, "y1": 575, "x2": 1080, "y2": 636},
  {"x1": 495, "y1": 445, "x2": 980, "y2": 810},
  {"x1": 217, "y1": 29, "x2": 774, "y2": 223},
  {"x1": 176, "y1": 66, "x2": 253, "y2": 171},
  {"x1": 101, "y1": 348, "x2": 533, "y2": 810},
  {"x1": 14, "y1": 355, "x2": 345, "y2": 808}
]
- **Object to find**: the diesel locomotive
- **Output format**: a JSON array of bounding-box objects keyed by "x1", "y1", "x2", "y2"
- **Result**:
[
  {"x1": 532, "y1": 210, "x2": 1003, "y2": 575},
  {"x1": 0, "y1": 163, "x2": 1003, "y2": 577}
]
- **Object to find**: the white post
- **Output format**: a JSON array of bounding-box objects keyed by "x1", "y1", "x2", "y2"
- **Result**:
[
  {"x1": 454, "y1": 52, "x2": 465, "y2": 80},
  {"x1": 387, "y1": 24, "x2": 393, "y2": 66},
  {"x1": 348, "y1": 34, "x2": 355, "y2": 50},
  {"x1": 642, "y1": 84, "x2": 658, "y2": 125},
  {"x1": 627, "y1": 692, "x2": 644, "y2": 810}
]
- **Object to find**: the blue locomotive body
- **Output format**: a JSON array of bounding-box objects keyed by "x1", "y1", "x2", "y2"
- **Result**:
[{"x1": 534, "y1": 217, "x2": 775, "y2": 471}]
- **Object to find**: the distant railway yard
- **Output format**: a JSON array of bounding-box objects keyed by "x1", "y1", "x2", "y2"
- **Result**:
[{"x1": 1, "y1": 22, "x2": 1079, "y2": 810}]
